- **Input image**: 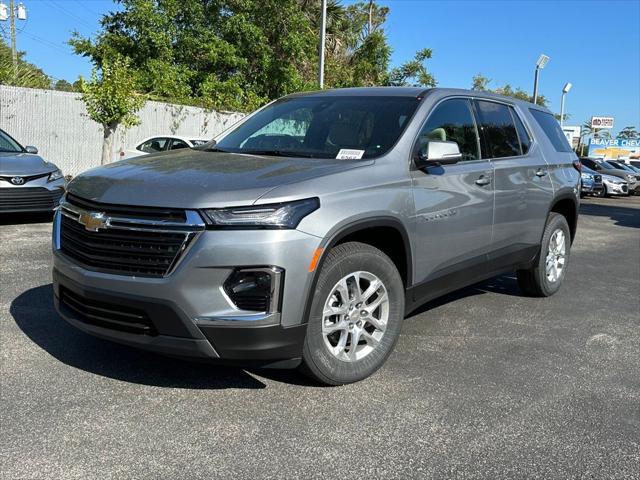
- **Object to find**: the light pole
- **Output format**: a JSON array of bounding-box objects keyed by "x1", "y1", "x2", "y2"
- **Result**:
[
  {"x1": 532, "y1": 54, "x2": 550, "y2": 105},
  {"x1": 318, "y1": 0, "x2": 327, "y2": 89},
  {"x1": 560, "y1": 82, "x2": 572, "y2": 127}
]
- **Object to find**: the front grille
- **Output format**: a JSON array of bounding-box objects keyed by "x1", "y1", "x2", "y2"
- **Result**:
[
  {"x1": 60, "y1": 287, "x2": 156, "y2": 335},
  {"x1": 0, "y1": 172, "x2": 49, "y2": 183},
  {"x1": 0, "y1": 187, "x2": 63, "y2": 212},
  {"x1": 58, "y1": 195, "x2": 203, "y2": 277},
  {"x1": 66, "y1": 193, "x2": 186, "y2": 222},
  {"x1": 621, "y1": 185, "x2": 628, "y2": 192}
]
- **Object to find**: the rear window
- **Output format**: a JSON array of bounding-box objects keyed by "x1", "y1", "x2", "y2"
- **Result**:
[
  {"x1": 474, "y1": 100, "x2": 521, "y2": 158},
  {"x1": 529, "y1": 109, "x2": 573, "y2": 152}
]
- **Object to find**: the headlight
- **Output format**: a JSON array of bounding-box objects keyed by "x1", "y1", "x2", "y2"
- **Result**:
[
  {"x1": 48, "y1": 169, "x2": 63, "y2": 182},
  {"x1": 581, "y1": 173, "x2": 593, "y2": 180},
  {"x1": 203, "y1": 198, "x2": 319, "y2": 229}
]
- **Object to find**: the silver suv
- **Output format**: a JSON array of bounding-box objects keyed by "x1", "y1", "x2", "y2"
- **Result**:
[{"x1": 52, "y1": 88, "x2": 580, "y2": 385}]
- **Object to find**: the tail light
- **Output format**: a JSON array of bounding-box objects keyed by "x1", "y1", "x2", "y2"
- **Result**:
[{"x1": 573, "y1": 159, "x2": 582, "y2": 172}]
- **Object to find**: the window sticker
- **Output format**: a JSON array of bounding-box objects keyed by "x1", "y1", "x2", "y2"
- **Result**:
[{"x1": 336, "y1": 149, "x2": 365, "y2": 160}]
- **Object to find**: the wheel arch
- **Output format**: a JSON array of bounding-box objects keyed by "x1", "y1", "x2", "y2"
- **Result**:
[
  {"x1": 300, "y1": 217, "x2": 413, "y2": 325},
  {"x1": 548, "y1": 193, "x2": 578, "y2": 243}
]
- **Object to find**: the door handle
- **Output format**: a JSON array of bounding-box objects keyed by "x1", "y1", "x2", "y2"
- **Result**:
[
  {"x1": 535, "y1": 169, "x2": 548, "y2": 177},
  {"x1": 475, "y1": 175, "x2": 491, "y2": 186}
]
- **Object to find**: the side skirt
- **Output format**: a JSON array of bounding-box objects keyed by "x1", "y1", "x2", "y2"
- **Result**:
[{"x1": 405, "y1": 245, "x2": 539, "y2": 315}]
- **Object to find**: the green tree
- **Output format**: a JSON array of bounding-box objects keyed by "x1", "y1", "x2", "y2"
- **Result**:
[
  {"x1": 0, "y1": 39, "x2": 50, "y2": 89},
  {"x1": 79, "y1": 55, "x2": 145, "y2": 165},
  {"x1": 70, "y1": 0, "x2": 318, "y2": 111},
  {"x1": 54, "y1": 79, "x2": 75, "y2": 92},
  {"x1": 471, "y1": 73, "x2": 491, "y2": 91},
  {"x1": 387, "y1": 48, "x2": 436, "y2": 87},
  {"x1": 70, "y1": 1, "x2": 436, "y2": 110},
  {"x1": 470, "y1": 73, "x2": 548, "y2": 107},
  {"x1": 617, "y1": 126, "x2": 638, "y2": 139}
]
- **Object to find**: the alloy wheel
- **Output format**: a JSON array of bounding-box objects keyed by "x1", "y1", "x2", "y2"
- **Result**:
[
  {"x1": 321, "y1": 271, "x2": 389, "y2": 362},
  {"x1": 545, "y1": 229, "x2": 566, "y2": 283}
]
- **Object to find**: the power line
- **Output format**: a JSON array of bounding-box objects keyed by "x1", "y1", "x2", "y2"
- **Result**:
[
  {"x1": 21, "y1": 29, "x2": 69, "y2": 54},
  {"x1": 43, "y1": 0, "x2": 95, "y2": 30}
]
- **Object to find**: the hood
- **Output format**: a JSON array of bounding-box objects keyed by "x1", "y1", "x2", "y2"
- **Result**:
[
  {"x1": 602, "y1": 173, "x2": 627, "y2": 182},
  {"x1": 604, "y1": 169, "x2": 636, "y2": 181},
  {"x1": 0, "y1": 152, "x2": 58, "y2": 175},
  {"x1": 67, "y1": 149, "x2": 372, "y2": 208}
]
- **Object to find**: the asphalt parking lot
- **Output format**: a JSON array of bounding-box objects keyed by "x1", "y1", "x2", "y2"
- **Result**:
[{"x1": 1, "y1": 196, "x2": 639, "y2": 479}]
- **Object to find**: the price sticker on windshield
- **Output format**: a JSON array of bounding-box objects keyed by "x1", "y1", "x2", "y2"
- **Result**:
[{"x1": 336, "y1": 149, "x2": 365, "y2": 160}]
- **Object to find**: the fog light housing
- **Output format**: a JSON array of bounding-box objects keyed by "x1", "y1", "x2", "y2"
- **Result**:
[{"x1": 223, "y1": 267, "x2": 284, "y2": 313}]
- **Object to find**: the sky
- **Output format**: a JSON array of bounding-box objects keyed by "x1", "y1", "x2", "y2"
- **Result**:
[{"x1": 4, "y1": 0, "x2": 640, "y2": 135}]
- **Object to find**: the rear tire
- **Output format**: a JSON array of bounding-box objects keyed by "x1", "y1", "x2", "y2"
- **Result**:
[
  {"x1": 300, "y1": 242, "x2": 404, "y2": 385},
  {"x1": 517, "y1": 213, "x2": 571, "y2": 297}
]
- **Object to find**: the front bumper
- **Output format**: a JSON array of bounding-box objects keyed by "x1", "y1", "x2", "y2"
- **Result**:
[
  {"x1": 581, "y1": 182, "x2": 603, "y2": 194},
  {"x1": 0, "y1": 179, "x2": 65, "y2": 213},
  {"x1": 605, "y1": 182, "x2": 629, "y2": 195},
  {"x1": 52, "y1": 216, "x2": 321, "y2": 366}
]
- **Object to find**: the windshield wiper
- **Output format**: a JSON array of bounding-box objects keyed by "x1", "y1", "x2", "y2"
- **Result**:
[{"x1": 240, "y1": 149, "x2": 318, "y2": 158}]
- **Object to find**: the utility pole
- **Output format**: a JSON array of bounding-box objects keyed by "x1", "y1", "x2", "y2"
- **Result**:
[
  {"x1": 318, "y1": 0, "x2": 326, "y2": 89},
  {"x1": 0, "y1": 1, "x2": 26, "y2": 77},
  {"x1": 9, "y1": 0, "x2": 16, "y2": 73}
]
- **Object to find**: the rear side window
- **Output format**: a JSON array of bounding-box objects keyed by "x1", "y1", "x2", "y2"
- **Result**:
[
  {"x1": 511, "y1": 109, "x2": 531, "y2": 154},
  {"x1": 474, "y1": 100, "x2": 521, "y2": 158},
  {"x1": 529, "y1": 109, "x2": 573, "y2": 152}
]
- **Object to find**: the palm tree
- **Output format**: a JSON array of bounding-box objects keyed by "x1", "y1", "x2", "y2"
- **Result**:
[{"x1": 617, "y1": 126, "x2": 638, "y2": 140}]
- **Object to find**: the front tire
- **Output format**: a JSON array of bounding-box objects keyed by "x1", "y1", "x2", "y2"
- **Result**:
[
  {"x1": 300, "y1": 242, "x2": 404, "y2": 385},
  {"x1": 517, "y1": 213, "x2": 571, "y2": 297}
]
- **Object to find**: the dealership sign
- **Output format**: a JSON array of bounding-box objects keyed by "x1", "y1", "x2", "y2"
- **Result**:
[
  {"x1": 588, "y1": 138, "x2": 640, "y2": 159},
  {"x1": 590, "y1": 116, "x2": 614, "y2": 129}
]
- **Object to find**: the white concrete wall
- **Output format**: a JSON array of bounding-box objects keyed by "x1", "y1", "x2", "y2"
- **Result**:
[{"x1": 0, "y1": 85, "x2": 244, "y2": 176}]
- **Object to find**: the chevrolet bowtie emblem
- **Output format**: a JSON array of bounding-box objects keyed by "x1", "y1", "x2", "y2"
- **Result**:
[{"x1": 78, "y1": 211, "x2": 108, "y2": 232}]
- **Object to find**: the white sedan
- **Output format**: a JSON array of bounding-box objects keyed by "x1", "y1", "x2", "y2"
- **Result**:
[{"x1": 119, "y1": 135, "x2": 210, "y2": 160}]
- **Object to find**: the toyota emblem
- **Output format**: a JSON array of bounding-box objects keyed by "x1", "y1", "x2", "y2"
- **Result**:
[{"x1": 10, "y1": 176, "x2": 25, "y2": 185}]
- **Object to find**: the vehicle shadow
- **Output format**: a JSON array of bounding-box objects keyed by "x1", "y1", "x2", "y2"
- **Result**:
[
  {"x1": 579, "y1": 201, "x2": 640, "y2": 228},
  {"x1": 408, "y1": 273, "x2": 521, "y2": 317},
  {"x1": 0, "y1": 211, "x2": 54, "y2": 226},
  {"x1": 10, "y1": 284, "x2": 269, "y2": 390}
]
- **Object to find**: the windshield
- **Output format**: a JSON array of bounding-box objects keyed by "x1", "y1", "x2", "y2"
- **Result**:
[
  {"x1": 614, "y1": 162, "x2": 634, "y2": 172},
  {"x1": 0, "y1": 129, "x2": 23, "y2": 153},
  {"x1": 214, "y1": 96, "x2": 421, "y2": 159},
  {"x1": 598, "y1": 160, "x2": 616, "y2": 169}
]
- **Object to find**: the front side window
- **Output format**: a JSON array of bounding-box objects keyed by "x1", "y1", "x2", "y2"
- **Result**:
[
  {"x1": 475, "y1": 100, "x2": 521, "y2": 158},
  {"x1": 215, "y1": 96, "x2": 421, "y2": 159},
  {"x1": 414, "y1": 98, "x2": 480, "y2": 161},
  {"x1": 170, "y1": 139, "x2": 189, "y2": 150},
  {"x1": 138, "y1": 137, "x2": 169, "y2": 153},
  {"x1": 0, "y1": 130, "x2": 23, "y2": 153},
  {"x1": 529, "y1": 109, "x2": 573, "y2": 153}
]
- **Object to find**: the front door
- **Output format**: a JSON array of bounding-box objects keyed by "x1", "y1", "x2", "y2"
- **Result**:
[{"x1": 410, "y1": 98, "x2": 494, "y2": 285}]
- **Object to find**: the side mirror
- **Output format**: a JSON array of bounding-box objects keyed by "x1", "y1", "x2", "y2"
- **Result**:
[
  {"x1": 24, "y1": 145, "x2": 38, "y2": 154},
  {"x1": 414, "y1": 140, "x2": 462, "y2": 169}
]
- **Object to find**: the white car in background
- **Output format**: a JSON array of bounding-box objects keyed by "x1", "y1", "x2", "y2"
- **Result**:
[{"x1": 119, "y1": 135, "x2": 210, "y2": 160}]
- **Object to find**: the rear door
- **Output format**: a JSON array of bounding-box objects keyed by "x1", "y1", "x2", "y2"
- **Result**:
[
  {"x1": 474, "y1": 100, "x2": 554, "y2": 266},
  {"x1": 411, "y1": 98, "x2": 494, "y2": 284}
]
